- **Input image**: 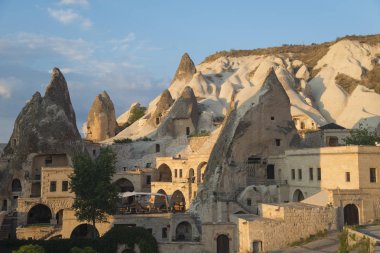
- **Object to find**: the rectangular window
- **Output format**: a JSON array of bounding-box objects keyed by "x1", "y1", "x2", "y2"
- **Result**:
[
  {"x1": 309, "y1": 168, "x2": 313, "y2": 181},
  {"x1": 186, "y1": 127, "x2": 190, "y2": 135},
  {"x1": 179, "y1": 169, "x2": 183, "y2": 178},
  {"x1": 370, "y1": 168, "x2": 377, "y2": 183},
  {"x1": 162, "y1": 227, "x2": 168, "y2": 238},
  {"x1": 62, "y1": 181, "x2": 68, "y2": 191},
  {"x1": 174, "y1": 169, "x2": 178, "y2": 178},
  {"x1": 346, "y1": 172, "x2": 351, "y2": 182},
  {"x1": 317, "y1": 168, "x2": 321, "y2": 181},
  {"x1": 298, "y1": 169, "x2": 302, "y2": 180},
  {"x1": 291, "y1": 169, "x2": 295, "y2": 180},
  {"x1": 155, "y1": 144, "x2": 160, "y2": 153},
  {"x1": 45, "y1": 156, "x2": 53, "y2": 165},
  {"x1": 147, "y1": 228, "x2": 153, "y2": 234},
  {"x1": 247, "y1": 198, "x2": 252, "y2": 206},
  {"x1": 92, "y1": 149, "x2": 96, "y2": 156},
  {"x1": 146, "y1": 175, "x2": 151, "y2": 185},
  {"x1": 50, "y1": 181, "x2": 56, "y2": 192},
  {"x1": 275, "y1": 139, "x2": 281, "y2": 146}
]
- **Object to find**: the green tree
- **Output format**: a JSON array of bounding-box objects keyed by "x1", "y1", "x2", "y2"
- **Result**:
[
  {"x1": 343, "y1": 124, "x2": 380, "y2": 145},
  {"x1": 70, "y1": 147, "x2": 119, "y2": 238},
  {"x1": 12, "y1": 244, "x2": 45, "y2": 253}
]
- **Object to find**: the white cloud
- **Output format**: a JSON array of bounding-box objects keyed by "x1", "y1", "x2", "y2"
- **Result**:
[
  {"x1": 48, "y1": 8, "x2": 92, "y2": 29},
  {"x1": 0, "y1": 77, "x2": 20, "y2": 98},
  {"x1": 59, "y1": 0, "x2": 89, "y2": 6},
  {"x1": 0, "y1": 85, "x2": 11, "y2": 98}
]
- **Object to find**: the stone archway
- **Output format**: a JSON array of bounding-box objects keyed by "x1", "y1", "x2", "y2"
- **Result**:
[
  {"x1": 155, "y1": 189, "x2": 168, "y2": 209},
  {"x1": 170, "y1": 190, "x2": 186, "y2": 211},
  {"x1": 157, "y1": 164, "x2": 172, "y2": 182},
  {"x1": 70, "y1": 224, "x2": 99, "y2": 238},
  {"x1": 27, "y1": 204, "x2": 52, "y2": 224},
  {"x1": 114, "y1": 178, "x2": 135, "y2": 192},
  {"x1": 56, "y1": 209, "x2": 64, "y2": 226},
  {"x1": 11, "y1": 179, "x2": 22, "y2": 192},
  {"x1": 217, "y1": 234, "x2": 230, "y2": 253},
  {"x1": 344, "y1": 204, "x2": 359, "y2": 225},
  {"x1": 189, "y1": 168, "x2": 195, "y2": 183},
  {"x1": 175, "y1": 221, "x2": 192, "y2": 241},
  {"x1": 292, "y1": 189, "x2": 304, "y2": 202}
]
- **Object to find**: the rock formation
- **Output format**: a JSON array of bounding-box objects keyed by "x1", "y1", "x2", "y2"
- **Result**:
[
  {"x1": 2, "y1": 67, "x2": 83, "y2": 169},
  {"x1": 86, "y1": 91, "x2": 118, "y2": 142},
  {"x1": 147, "y1": 89, "x2": 174, "y2": 127},
  {"x1": 171, "y1": 53, "x2": 196, "y2": 84},
  {"x1": 117, "y1": 102, "x2": 141, "y2": 127}
]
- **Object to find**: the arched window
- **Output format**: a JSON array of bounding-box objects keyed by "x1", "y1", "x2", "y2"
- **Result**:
[
  {"x1": 157, "y1": 164, "x2": 172, "y2": 182},
  {"x1": 11, "y1": 179, "x2": 22, "y2": 192},
  {"x1": 217, "y1": 234, "x2": 230, "y2": 253},
  {"x1": 70, "y1": 224, "x2": 99, "y2": 239},
  {"x1": 27, "y1": 204, "x2": 52, "y2": 224},
  {"x1": 175, "y1": 221, "x2": 192, "y2": 241},
  {"x1": 114, "y1": 178, "x2": 134, "y2": 192}
]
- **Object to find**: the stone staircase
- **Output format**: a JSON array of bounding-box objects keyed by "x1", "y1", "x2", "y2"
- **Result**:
[{"x1": 0, "y1": 214, "x2": 16, "y2": 239}]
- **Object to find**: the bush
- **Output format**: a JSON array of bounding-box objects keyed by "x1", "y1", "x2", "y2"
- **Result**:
[
  {"x1": 188, "y1": 130, "x2": 211, "y2": 137},
  {"x1": 113, "y1": 138, "x2": 133, "y2": 144},
  {"x1": 12, "y1": 244, "x2": 45, "y2": 253},
  {"x1": 70, "y1": 246, "x2": 98, "y2": 253}
]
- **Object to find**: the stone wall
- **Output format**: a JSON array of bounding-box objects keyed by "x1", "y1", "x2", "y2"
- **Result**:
[{"x1": 234, "y1": 203, "x2": 337, "y2": 252}]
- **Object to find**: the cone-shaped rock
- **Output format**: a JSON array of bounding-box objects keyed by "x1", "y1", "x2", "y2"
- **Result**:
[
  {"x1": 86, "y1": 91, "x2": 118, "y2": 142},
  {"x1": 170, "y1": 53, "x2": 196, "y2": 84},
  {"x1": 2, "y1": 67, "x2": 83, "y2": 169},
  {"x1": 148, "y1": 89, "x2": 174, "y2": 126}
]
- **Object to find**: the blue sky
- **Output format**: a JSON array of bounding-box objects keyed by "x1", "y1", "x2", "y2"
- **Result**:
[{"x1": 0, "y1": 0, "x2": 379, "y2": 142}]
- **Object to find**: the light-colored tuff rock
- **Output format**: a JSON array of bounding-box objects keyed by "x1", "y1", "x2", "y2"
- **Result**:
[
  {"x1": 86, "y1": 91, "x2": 118, "y2": 142},
  {"x1": 147, "y1": 89, "x2": 174, "y2": 127},
  {"x1": 117, "y1": 102, "x2": 141, "y2": 126},
  {"x1": 168, "y1": 53, "x2": 197, "y2": 98},
  {"x1": 295, "y1": 64, "x2": 310, "y2": 80}
]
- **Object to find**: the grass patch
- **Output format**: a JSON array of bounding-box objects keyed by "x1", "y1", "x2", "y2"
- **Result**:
[
  {"x1": 289, "y1": 230, "x2": 328, "y2": 247},
  {"x1": 113, "y1": 138, "x2": 132, "y2": 144},
  {"x1": 188, "y1": 130, "x2": 210, "y2": 137},
  {"x1": 336, "y1": 65, "x2": 380, "y2": 95}
]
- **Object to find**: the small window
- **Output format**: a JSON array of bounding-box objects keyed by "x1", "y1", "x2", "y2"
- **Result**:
[
  {"x1": 147, "y1": 228, "x2": 153, "y2": 234},
  {"x1": 146, "y1": 175, "x2": 151, "y2": 185},
  {"x1": 174, "y1": 169, "x2": 178, "y2": 178},
  {"x1": 12, "y1": 139, "x2": 17, "y2": 146},
  {"x1": 145, "y1": 163, "x2": 151, "y2": 168},
  {"x1": 123, "y1": 167, "x2": 127, "y2": 171},
  {"x1": 271, "y1": 116, "x2": 275, "y2": 120},
  {"x1": 298, "y1": 169, "x2": 302, "y2": 180},
  {"x1": 300, "y1": 122, "x2": 305, "y2": 129},
  {"x1": 275, "y1": 139, "x2": 281, "y2": 147},
  {"x1": 370, "y1": 168, "x2": 377, "y2": 183},
  {"x1": 45, "y1": 156, "x2": 53, "y2": 165},
  {"x1": 162, "y1": 227, "x2": 168, "y2": 238},
  {"x1": 62, "y1": 181, "x2": 69, "y2": 191},
  {"x1": 92, "y1": 149, "x2": 96, "y2": 156},
  {"x1": 317, "y1": 168, "x2": 321, "y2": 181},
  {"x1": 156, "y1": 117, "x2": 160, "y2": 125},
  {"x1": 2, "y1": 199, "x2": 7, "y2": 211},
  {"x1": 346, "y1": 172, "x2": 351, "y2": 182},
  {"x1": 291, "y1": 169, "x2": 295, "y2": 180},
  {"x1": 155, "y1": 144, "x2": 160, "y2": 153},
  {"x1": 50, "y1": 181, "x2": 57, "y2": 192},
  {"x1": 247, "y1": 156, "x2": 261, "y2": 164},
  {"x1": 179, "y1": 169, "x2": 183, "y2": 178},
  {"x1": 247, "y1": 198, "x2": 252, "y2": 206},
  {"x1": 186, "y1": 127, "x2": 190, "y2": 136},
  {"x1": 309, "y1": 168, "x2": 313, "y2": 181}
]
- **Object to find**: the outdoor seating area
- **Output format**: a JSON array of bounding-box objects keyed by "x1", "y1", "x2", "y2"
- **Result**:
[{"x1": 118, "y1": 192, "x2": 170, "y2": 215}]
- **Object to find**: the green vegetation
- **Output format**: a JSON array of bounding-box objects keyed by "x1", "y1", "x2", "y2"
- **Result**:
[
  {"x1": 136, "y1": 136, "x2": 153, "y2": 141},
  {"x1": 289, "y1": 230, "x2": 327, "y2": 247},
  {"x1": 70, "y1": 147, "x2": 119, "y2": 238},
  {"x1": 338, "y1": 229, "x2": 349, "y2": 253},
  {"x1": 188, "y1": 130, "x2": 211, "y2": 137},
  {"x1": 343, "y1": 124, "x2": 380, "y2": 145},
  {"x1": 70, "y1": 247, "x2": 98, "y2": 253},
  {"x1": 12, "y1": 244, "x2": 45, "y2": 253},
  {"x1": 339, "y1": 228, "x2": 372, "y2": 253},
  {"x1": 336, "y1": 65, "x2": 380, "y2": 95},
  {"x1": 113, "y1": 138, "x2": 133, "y2": 144},
  {"x1": 120, "y1": 106, "x2": 147, "y2": 131}
]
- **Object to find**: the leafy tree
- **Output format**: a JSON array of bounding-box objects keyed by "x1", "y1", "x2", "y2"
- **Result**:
[
  {"x1": 70, "y1": 246, "x2": 98, "y2": 253},
  {"x1": 70, "y1": 147, "x2": 119, "y2": 238},
  {"x1": 12, "y1": 244, "x2": 45, "y2": 253},
  {"x1": 343, "y1": 124, "x2": 380, "y2": 145}
]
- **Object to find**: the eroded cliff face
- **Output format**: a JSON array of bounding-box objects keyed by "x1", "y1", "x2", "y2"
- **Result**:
[
  {"x1": 86, "y1": 91, "x2": 118, "y2": 142},
  {"x1": 193, "y1": 69, "x2": 300, "y2": 222},
  {"x1": 2, "y1": 67, "x2": 83, "y2": 169},
  {"x1": 147, "y1": 89, "x2": 174, "y2": 127}
]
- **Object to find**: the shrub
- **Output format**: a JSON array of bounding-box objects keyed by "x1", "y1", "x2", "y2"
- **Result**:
[
  {"x1": 113, "y1": 138, "x2": 133, "y2": 144},
  {"x1": 70, "y1": 247, "x2": 98, "y2": 253},
  {"x1": 188, "y1": 130, "x2": 211, "y2": 137},
  {"x1": 12, "y1": 244, "x2": 45, "y2": 253}
]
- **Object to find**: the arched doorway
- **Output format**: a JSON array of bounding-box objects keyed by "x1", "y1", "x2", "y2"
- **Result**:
[
  {"x1": 157, "y1": 164, "x2": 172, "y2": 182},
  {"x1": 56, "y1": 209, "x2": 64, "y2": 226},
  {"x1": 189, "y1": 168, "x2": 195, "y2": 183},
  {"x1": 217, "y1": 234, "x2": 229, "y2": 253},
  {"x1": 11, "y1": 179, "x2": 22, "y2": 192},
  {"x1": 27, "y1": 204, "x2": 52, "y2": 224},
  {"x1": 70, "y1": 224, "x2": 99, "y2": 238},
  {"x1": 175, "y1": 221, "x2": 192, "y2": 241},
  {"x1": 155, "y1": 189, "x2": 168, "y2": 209},
  {"x1": 197, "y1": 162, "x2": 207, "y2": 183},
  {"x1": 344, "y1": 204, "x2": 359, "y2": 225},
  {"x1": 114, "y1": 178, "x2": 134, "y2": 192},
  {"x1": 292, "y1": 189, "x2": 304, "y2": 202},
  {"x1": 170, "y1": 190, "x2": 186, "y2": 212}
]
